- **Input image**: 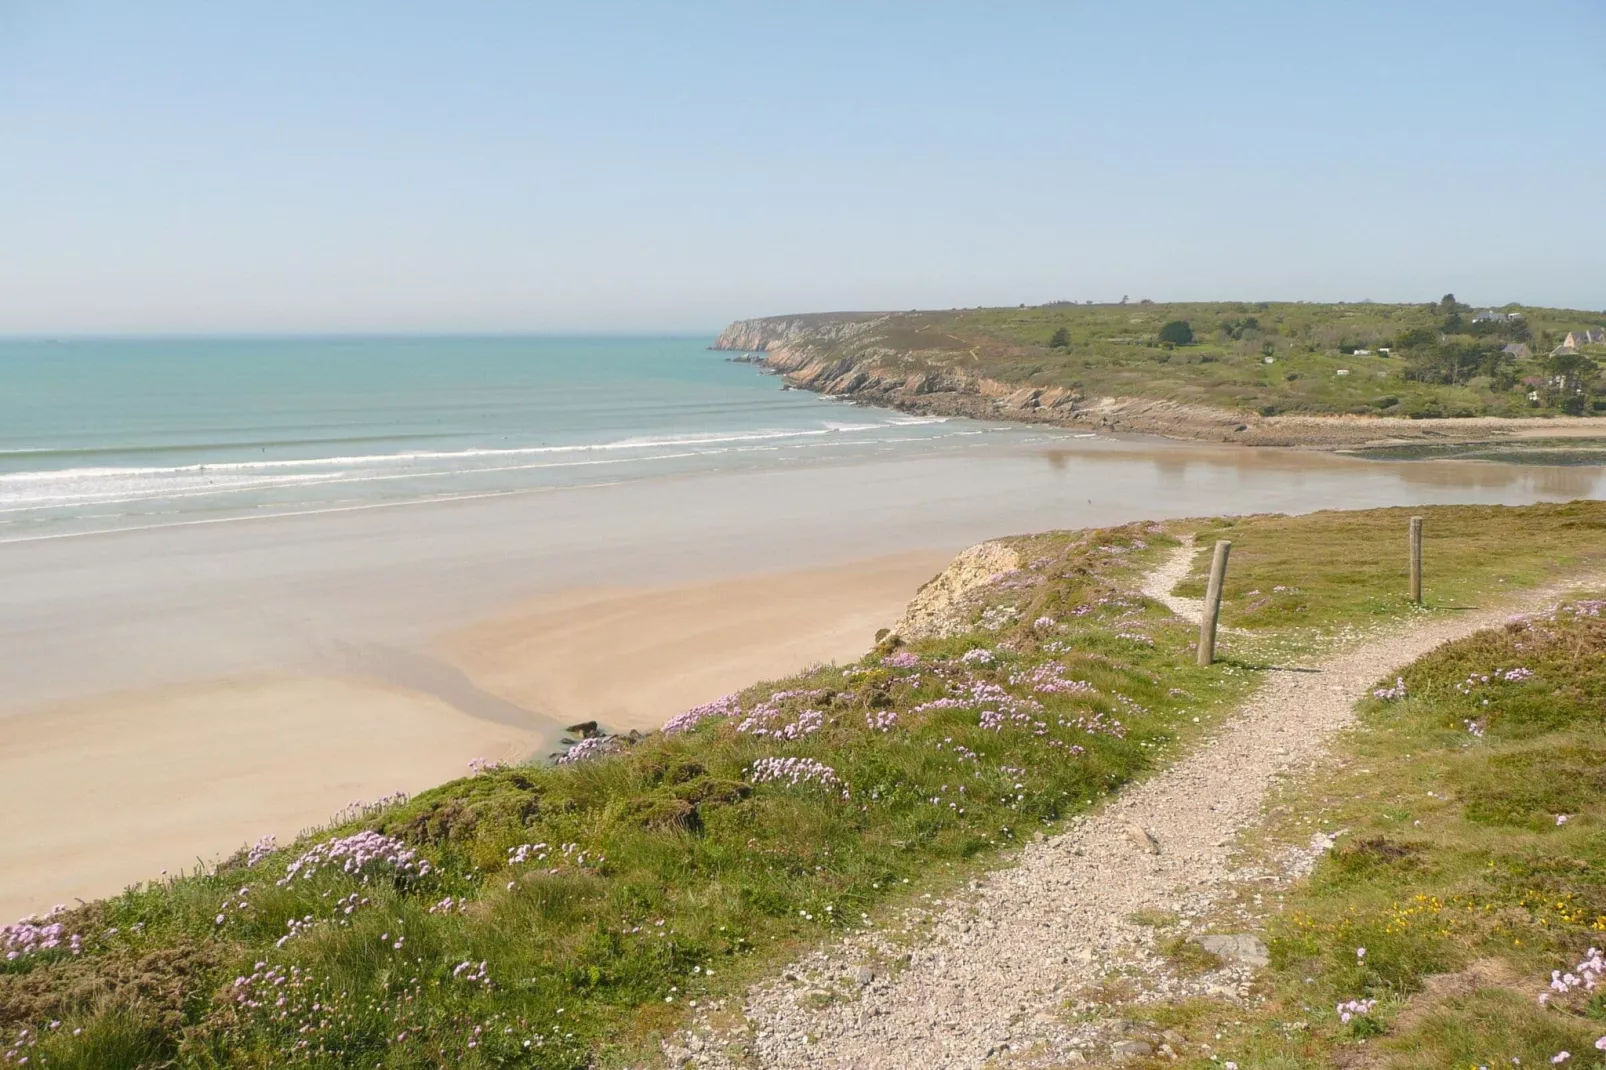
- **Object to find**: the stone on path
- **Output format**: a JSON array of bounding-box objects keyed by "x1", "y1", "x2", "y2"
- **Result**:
[
  {"x1": 1124, "y1": 824, "x2": 1160, "y2": 854},
  {"x1": 1188, "y1": 933, "x2": 1269, "y2": 967}
]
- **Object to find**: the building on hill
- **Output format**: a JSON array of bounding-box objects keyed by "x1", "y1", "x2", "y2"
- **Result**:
[
  {"x1": 1562, "y1": 329, "x2": 1606, "y2": 349},
  {"x1": 1503, "y1": 343, "x2": 1532, "y2": 360},
  {"x1": 1473, "y1": 309, "x2": 1511, "y2": 324}
]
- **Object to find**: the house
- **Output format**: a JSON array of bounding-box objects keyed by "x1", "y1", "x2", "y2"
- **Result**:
[
  {"x1": 1473, "y1": 309, "x2": 1510, "y2": 324},
  {"x1": 1503, "y1": 343, "x2": 1532, "y2": 360},
  {"x1": 1563, "y1": 329, "x2": 1606, "y2": 349}
]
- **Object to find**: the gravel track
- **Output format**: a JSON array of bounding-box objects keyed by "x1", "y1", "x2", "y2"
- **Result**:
[
  {"x1": 1137, "y1": 538, "x2": 1203, "y2": 624},
  {"x1": 668, "y1": 565, "x2": 1603, "y2": 1070}
]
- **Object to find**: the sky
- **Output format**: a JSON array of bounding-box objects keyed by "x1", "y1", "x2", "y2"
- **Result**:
[{"x1": 0, "y1": 1, "x2": 1602, "y2": 334}]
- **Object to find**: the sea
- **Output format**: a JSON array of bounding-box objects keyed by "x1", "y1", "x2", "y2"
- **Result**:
[{"x1": 0, "y1": 335, "x2": 1062, "y2": 542}]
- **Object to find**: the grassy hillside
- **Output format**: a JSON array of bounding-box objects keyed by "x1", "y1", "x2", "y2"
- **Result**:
[
  {"x1": 722, "y1": 298, "x2": 1606, "y2": 421},
  {"x1": 7, "y1": 502, "x2": 1606, "y2": 1069}
]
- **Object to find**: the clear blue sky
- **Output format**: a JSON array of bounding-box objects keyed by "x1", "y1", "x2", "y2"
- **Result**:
[{"x1": 1, "y1": 1, "x2": 1601, "y2": 333}]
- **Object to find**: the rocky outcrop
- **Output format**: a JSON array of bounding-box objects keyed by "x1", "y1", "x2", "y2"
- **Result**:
[
  {"x1": 891, "y1": 541, "x2": 1023, "y2": 639},
  {"x1": 712, "y1": 315, "x2": 887, "y2": 356}
]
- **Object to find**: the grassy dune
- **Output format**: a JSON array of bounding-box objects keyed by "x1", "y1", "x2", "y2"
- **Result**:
[{"x1": 6, "y1": 502, "x2": 1606, "y2": 1068}]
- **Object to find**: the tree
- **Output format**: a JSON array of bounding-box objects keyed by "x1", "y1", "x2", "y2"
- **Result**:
[
  {"x1": 1048, "y1": 327, "x2": 1070, "y2": 349},
  {"x1": 1546, "y1": 351, "x2": 1599, "y2": 402},
  {"x1": 1403, "y1": 342, "x2": 1504, "y2": 386},
  {"x1": 1438, "y1": 293, "x2": 1459, "y2": 314},
  {"x1": 1395, "y1": 326, "x2": 1438, "y2": 350},
  {"x1": 1158, "y1": 320, "x2": 1194, "y2": 346}
]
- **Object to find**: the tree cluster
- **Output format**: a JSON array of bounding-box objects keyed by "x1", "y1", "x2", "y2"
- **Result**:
[
  {"x1": 1158, "y1": 320, "x2": 1194, "y2": 346},
  {"x1": 1219, "y1": 316, "x2": 1261, "y2": 340}
]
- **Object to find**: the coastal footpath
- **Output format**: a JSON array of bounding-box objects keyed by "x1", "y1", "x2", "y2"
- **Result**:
[{"x1": 712, "y1": 303, "x2": 1606, "y2": 454}]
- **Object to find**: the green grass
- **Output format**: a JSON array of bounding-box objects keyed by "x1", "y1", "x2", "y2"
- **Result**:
[
  {"x1": 1174, "y1": 501, "x2": 1606, "y2": 637},
  {"x1": 1348, "y1": 439, "x2": 1606, "y2": 465},
  {"x1": 739, "y1": 300, "x2": 1606, "y2": 420},
  {"x1": 1156, "y1": 592, "x2": 1606, "y2": 1069},
  {"x1": 7, "y1": 503, "x2": 1606, "y2": 1068}
]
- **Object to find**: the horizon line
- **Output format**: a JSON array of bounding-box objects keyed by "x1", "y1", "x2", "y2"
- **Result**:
[{"x1": 0, "y1": 329, "x2": 726, "y2": 342}]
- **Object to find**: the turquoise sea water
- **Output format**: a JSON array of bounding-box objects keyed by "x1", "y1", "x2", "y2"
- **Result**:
[{"x1": 0, "y1": 335, "x2": 1054, "y2": 540}]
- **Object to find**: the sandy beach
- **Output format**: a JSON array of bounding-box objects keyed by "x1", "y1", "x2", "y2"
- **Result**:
[
  {"x1": 0, "y1": 676, "x2": 533, "y2": 920},
  {"x1": 438, "y1": 551, "x2": 952, "y2": 735},
  {"x1": 0, "y1": 553, "x2": 946, "y2": 920},
  {"x1": 4, "y1": 437, "x2": 1604, "y2": 921}
]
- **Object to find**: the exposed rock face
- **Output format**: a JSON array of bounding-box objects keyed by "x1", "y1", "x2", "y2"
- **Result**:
[
  {"x1": 891, "y1": 541, "x2": 1023, "y2": 639},
  {"x1": 712, "y1": 316, "x2": 888, "y2": 357}
]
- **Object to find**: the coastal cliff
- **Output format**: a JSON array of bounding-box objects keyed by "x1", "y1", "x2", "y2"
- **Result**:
[
  {"x1": 713, "y1": 307, "x2": 1606, "y2": 452},
  {"x1": 713, "y1": 313, "x2": 1291, "y2": 444}
]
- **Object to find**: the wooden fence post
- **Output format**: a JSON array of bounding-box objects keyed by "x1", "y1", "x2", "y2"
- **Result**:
[
  {"x1": 1409, "y1": 516, "x2": 1423, "y2": 605},
  {"x1": 1197, "y1": 540, "x2": 1232, "y2": 667}
]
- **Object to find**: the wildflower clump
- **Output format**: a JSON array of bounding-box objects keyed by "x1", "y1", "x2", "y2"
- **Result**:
[
  {"x1": 662, "y1": 692, "x2": 740, "y2": 735},
  {"x1": 555, "y1": 735, "x2": 611, "y2": 765},
  {"x1": 245, "y1": 834, "x2": 277, "y2": 867},
  {"x1": 276, "y1": 831, "x2": 431, "y2": 886},
  {"x1": 747, "y1": 757, "x2": 849, "y2": 798},
  {"x1": 1008, "y1": 663, "x2": 1095, "y2": 696},
  {"x1": 1, "y1": 907, "x2": 80, "y2": 962},
  {"x1": 1548, "y1": 947, "x2": 1606, "y2": 999},
  {"x1": 1336, "y1": 996, "x2": 1376, "y2": 1024},
  {"x1": 1373, "y1": 677, "x2": 1407, "y2": 700}
]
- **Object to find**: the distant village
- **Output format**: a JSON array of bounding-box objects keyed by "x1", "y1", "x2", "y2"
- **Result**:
[{"x1": 1472, "y1": 308, "x2": 1605, "y2": 359}]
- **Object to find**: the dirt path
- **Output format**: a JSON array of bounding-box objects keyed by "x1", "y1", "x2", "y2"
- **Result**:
[
  {"x1": 668, "y1": 571, "x2": 1604, "y2": 1070},
  {"x1": 1137, "y1": 537, "x2": 1202, "y2": 624}
]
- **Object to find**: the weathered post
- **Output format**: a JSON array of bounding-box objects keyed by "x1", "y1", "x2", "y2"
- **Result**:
[
  {"x1": 1409, "y1": 516, "x2": 1423, "y2": 605},
  {"x1": 1197, "y1": 540, "x2": 1232, "y2": 667}
]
